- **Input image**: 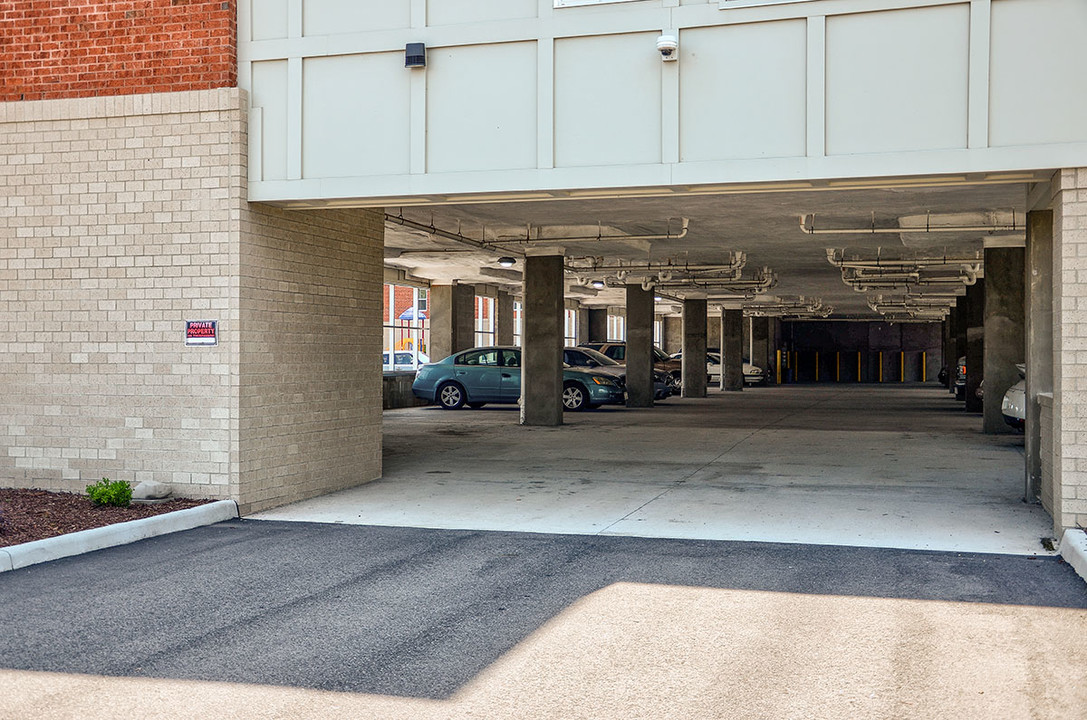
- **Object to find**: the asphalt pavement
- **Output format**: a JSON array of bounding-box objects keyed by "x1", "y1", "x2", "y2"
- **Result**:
[{"x1": 1, "y1": 520, "x2": 1085, "y2": 719}]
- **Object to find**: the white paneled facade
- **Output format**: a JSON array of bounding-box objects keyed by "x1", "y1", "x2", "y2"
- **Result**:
[{"x1": 239, "y1": 0, "x2": 1087, "y2": 202}]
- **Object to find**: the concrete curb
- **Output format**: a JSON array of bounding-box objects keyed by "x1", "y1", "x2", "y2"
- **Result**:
[
  {"x1": 1059, "y1": 528, "x2": 1087, "y2": 585},
  {"x1": 0, "y1": 499, "x2": 238, "y2": 573}
]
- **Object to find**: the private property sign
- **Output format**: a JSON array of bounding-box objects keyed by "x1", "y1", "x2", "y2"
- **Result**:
[{"x1": 185, "y1": 320, "x2": 218, "y2": 346}]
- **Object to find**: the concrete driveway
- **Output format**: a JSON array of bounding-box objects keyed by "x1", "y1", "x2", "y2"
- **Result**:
[{"x1": 257, "y1": 384, "x2": 1052, "y2": 555}]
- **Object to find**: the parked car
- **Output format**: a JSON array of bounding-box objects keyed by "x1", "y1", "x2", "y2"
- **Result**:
[
  {"x1": 1001, "y1": 364, "x2": 1026, "y2": 431},
  {"x1": 562, "y1": 346, "x2": 674, "y2": 399},
  {"x1": 954, "y1": 356, "x2": 967, "y2": 400},
  {"x1": 579, "y1": 342, "x2": 683, "y2": 385},
  {"x1": 669, "y1": 351, "x2": 765, "y2": 385},
  {"x1": 412, "y1": 346, "x2": 624, "y2": 411},
  {"x1": 383, "y1": 350, "x2": 430, "y2": 371}
]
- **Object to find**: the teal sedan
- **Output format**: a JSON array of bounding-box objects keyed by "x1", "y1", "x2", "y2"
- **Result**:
[{"x1": 412, "y1": 346, "x2": 625, "y2": 411}]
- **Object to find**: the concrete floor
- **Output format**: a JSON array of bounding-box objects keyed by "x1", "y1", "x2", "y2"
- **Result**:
[{"x1": 253, "y1": 384, "x2": 1053, "y2": 556}]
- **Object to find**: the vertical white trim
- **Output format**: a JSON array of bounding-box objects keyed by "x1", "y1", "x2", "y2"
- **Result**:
[
  {"x1": 537, "y1": 39, "x2": 555, "y2": 169},
  {"x1": 806, "y1": 15, "x2": 826, "y2": 158},
  {"x1": 287, "y1": 0, "x2": 302, "y2": 38},
  {"x1": 661, "y1": 31, "x2": 680, "y2": 166},
  {"x1": 968, "y1": 0, "x2": 991, "y2": 149},
  {"x1": 286, "y1": 57, "x2": 302, "y2": 180},
  {"x1": 410, "y1": 66, "x2": 427, "y2": 175},
  {"x1": 411, "y1": 0, "x2": 427, "y2": 28},
  {"x1": 249, "y1": 107, "x2": 264, "y2": 182},
  {"x1": 238, "y1": 0, "x2": 252, "y2": 44}
]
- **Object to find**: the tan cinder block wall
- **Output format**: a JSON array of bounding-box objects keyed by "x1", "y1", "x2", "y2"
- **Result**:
[
  {"x1": 1051, "y1": 168, "x2": 1087, "y2": 533},
  {"x1": 0, "y1": 89, "x2": 245, "y2": 500},
  {"x1": 237, "y1": 205, "x2": 383, "y2": 514},
  {"x1": 0, "y1": 89, "x2": 385, "y2": 511}
]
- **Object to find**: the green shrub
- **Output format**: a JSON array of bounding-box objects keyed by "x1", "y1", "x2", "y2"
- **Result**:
[{"x1": 86, "y1": 478, "x2": 132, "y2": 508}]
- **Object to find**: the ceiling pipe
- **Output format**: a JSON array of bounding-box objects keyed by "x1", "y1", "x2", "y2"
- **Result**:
[
  {"x1": 826, "y1": 248, "x2": 982, "y2": 268},
  {"x1": 488, "y1": 217, "x2": 690, "y2": 245},
  {"x1": 803, "y1": 213, "x2": 1021, "y2": 235}
]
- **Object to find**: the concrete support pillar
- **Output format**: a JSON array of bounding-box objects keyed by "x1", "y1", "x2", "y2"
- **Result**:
[
  {"x1": 662, "y1": 315, "x2": 683, "y2": 355},
  {"x1": 496, "y1": 290, "x2": 515, "y2": 346},
  {"x1": 430, "y1": 284, "x2": 474, "y2": 361},
  {"x1": 520, "y1": 255, "x2": 564, "y2": 426},
  {"x1": 587, "y1": 308, "x2": 608, "y2": 343},
  {"x1": 983, "y1": 246, "x2": 1026, "y2": 433},
  {"x1": 576, "y1": 307, "x2": 590, "y2": 345},
  {"x1": 1025, "y1": 209, "x2": 1053, "y2": 502},
  {"x1": 950, "y1": 299, "x2": 965, "y2": 395},
  {"x1": 964, "y1": 279, "x2": 985, "y2": 412},
  {"x1": 721, "y1": 309, "x2": 743, "y2": 391},
  {"x1": 941, "y1": 317, "x2": 952, "y2": 387},
  {"x1": 681, "y1": 299, "x2": 708, "y2": 398},
  {"x1": 751, "y1": 317, "x2": 770, "y2": 370},
  {"x1": 708, "y1": 314, "x2": 722, "y2": 351},
  {"x1": 625, "y1": 284, "x2": 655, "y2": 407}
]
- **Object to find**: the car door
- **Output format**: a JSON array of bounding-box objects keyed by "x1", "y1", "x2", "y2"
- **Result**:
[
  {"x1": 454, "y1": 349, "x2": 501, "y2": 400},
  {"x1": 498, "y1": 349, "x2": 522, "y2": 401}
]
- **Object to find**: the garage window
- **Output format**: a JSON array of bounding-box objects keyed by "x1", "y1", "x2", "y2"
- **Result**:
[
  {"x1": 475, "y1": 295, "x2": 496, "y2": 347},
  {"x1": 383, "y1": 283, "x2": 429, "y2": 370},
  {"x1": 607, "y1": 314, "x2": 625, "y2": 342}
]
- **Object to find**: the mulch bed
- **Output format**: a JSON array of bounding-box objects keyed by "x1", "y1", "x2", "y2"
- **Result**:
[{"x1": 0, "y1": 488, "x2": 212, "y2": 548}]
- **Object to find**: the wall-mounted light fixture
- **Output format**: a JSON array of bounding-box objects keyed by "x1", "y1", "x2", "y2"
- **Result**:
[
  {"x1": 497, "y1": 256, "x2": 516, "y2": 268},
  {"x1": 591, "y1": 279, "x2": 605, "y2": 289},
  {"x1": 405, "y1": 43, "x2": 426, "y2": 68}
]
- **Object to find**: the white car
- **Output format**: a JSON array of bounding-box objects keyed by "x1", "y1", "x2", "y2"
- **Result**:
[
  {"x1": 670, "y1": 351, "x2": 765, "y2": 385},
  {"x1": 1001, "y1": 364, "x2": 1026, "y2": 431},
  {"x1": 383, "y1": 350, "x2": 430, "y2": 371}
]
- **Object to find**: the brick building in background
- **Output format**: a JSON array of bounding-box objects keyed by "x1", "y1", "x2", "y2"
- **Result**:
[{"x1": 0, "y1": 1, "x2": 384, "y2": 513}]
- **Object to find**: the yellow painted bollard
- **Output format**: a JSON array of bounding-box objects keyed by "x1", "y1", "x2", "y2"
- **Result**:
[
  {"x1": 815, "y1": 351, "x2": 819, "y2": 382},
  {"x1": 922, "y1": 351, "x2": 927, "y2": 382},
  {"x1": 776, "y1": 350, "x2": 782, "y2": 384},
  {"x1": 857, "y1": 351, "x2": 861, "y2": 383},
  {"x1": 900, "y1": 351, "x2": 905, "y2": 383},
  {"x1": 879, "y1": 352, "x2": 884, "y2": 383},
  {"x1": 836, "y1": 351, "x2": 841, "y2": 382}
]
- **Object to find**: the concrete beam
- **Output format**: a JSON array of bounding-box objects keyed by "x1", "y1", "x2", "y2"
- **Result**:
[{"x1": 521, "y1": 255, "x2": 564, "y2": 426}]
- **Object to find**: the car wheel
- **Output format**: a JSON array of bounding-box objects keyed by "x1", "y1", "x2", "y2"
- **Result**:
[
  {"x1": 467, "y1": 402, "x2": 486, "y2": 409},
  {"x1": 437, "y1": 382, "x2": 466, "y2": 410},
  {"x1": 562, "y1": 382, "x2": 588, "y2": 411}
]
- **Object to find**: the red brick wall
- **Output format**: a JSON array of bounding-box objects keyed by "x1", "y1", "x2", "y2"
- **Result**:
[{"x1": 1, "y1": 0, "x2": 237, "y2": 102}]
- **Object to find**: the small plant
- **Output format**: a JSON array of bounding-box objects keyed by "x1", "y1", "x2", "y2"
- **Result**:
[{"x1": 86, "y1": 478, "x2": 132, "y2": 508}]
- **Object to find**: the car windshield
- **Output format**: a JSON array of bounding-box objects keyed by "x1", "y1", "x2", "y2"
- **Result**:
[
  {"x1": 652, "y1": 346, "x2": 671, "y2": 361},
  {"x1": 579, "y1": 347, "x2": 619, "y2": 366}
]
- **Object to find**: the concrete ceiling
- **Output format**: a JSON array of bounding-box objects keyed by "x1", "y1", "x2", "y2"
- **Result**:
[{"x1": 382, "y1": 176, "x2": 1040, "y2": 319}]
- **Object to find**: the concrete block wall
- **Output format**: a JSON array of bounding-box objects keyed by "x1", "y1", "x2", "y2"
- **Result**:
[
  {"x1": 1052, "y1": 167, "x2": 1087, "y2": 532},
  {"x1": 237, "y1": 204, "x2": 383, "y2": 514},
  {"x1": 0, "y1": 88, "x2": 246, "y2": 500}
]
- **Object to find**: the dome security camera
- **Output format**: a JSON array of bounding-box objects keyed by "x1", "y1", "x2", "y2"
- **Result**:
[{"x1": 657, "y1": 35, "x2": 678, "y2": 61}]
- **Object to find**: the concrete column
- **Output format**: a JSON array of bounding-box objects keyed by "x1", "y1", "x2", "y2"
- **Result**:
[
  {"x1": 983, "y1": 246, "x2": 1026, "y2": 433},
  {"x1": 751, "y1": 317, "x2": 770, "y2": 370},
  {"x1": 721, "y1": 309, "x2": 743, "y2": 391},
  {"x1": 587, "y1": 308, "x2": 608, "y2": 343},
  {"x1": 662, "y1": 315, "x2": 683, "y2": 355},
  {"x1": 941, "y1": 317, "x2": 952, "y2": 387},
  {"x1": 625, "y1": 284, "x2": 655, "y2": 407},
  {"x1": 576, "y1": 307, "x2": 590, "y2": 345},
  {"x1": 681, "y1": 299, "x2": 708, "y2": 398},
  {"x1": 496, "y1": 290, "x2": 515, "y2": 346},
  {"x1": 964, "y1": 279, "x2": 985, "y2": 413},
  {"x1": 949, "y1": 299, "x2": 965, "y2": 395},
  {"x1": 708, "y1": 314, "x2": 722, "y2": 351},
  {"x1": 430, "y1": 283, "x2": 475, "y2": 361},
  {"x1": 520, "y1": 255, "x2": 564, "y2": 426},
  {"x1": 1025, "y1": 210, "x2": 1053, "y2": 501}
]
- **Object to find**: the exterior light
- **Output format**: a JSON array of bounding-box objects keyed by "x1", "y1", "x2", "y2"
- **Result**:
[
  {"x1": 654, "y1": 296, "x2": 662, "y2": 302},
  {"x1": 591, "y1": 279, "x2": 605, "y2": 289},
  {"x1": 497, "y1": 256, "x2": 516, "y2": 268}
]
